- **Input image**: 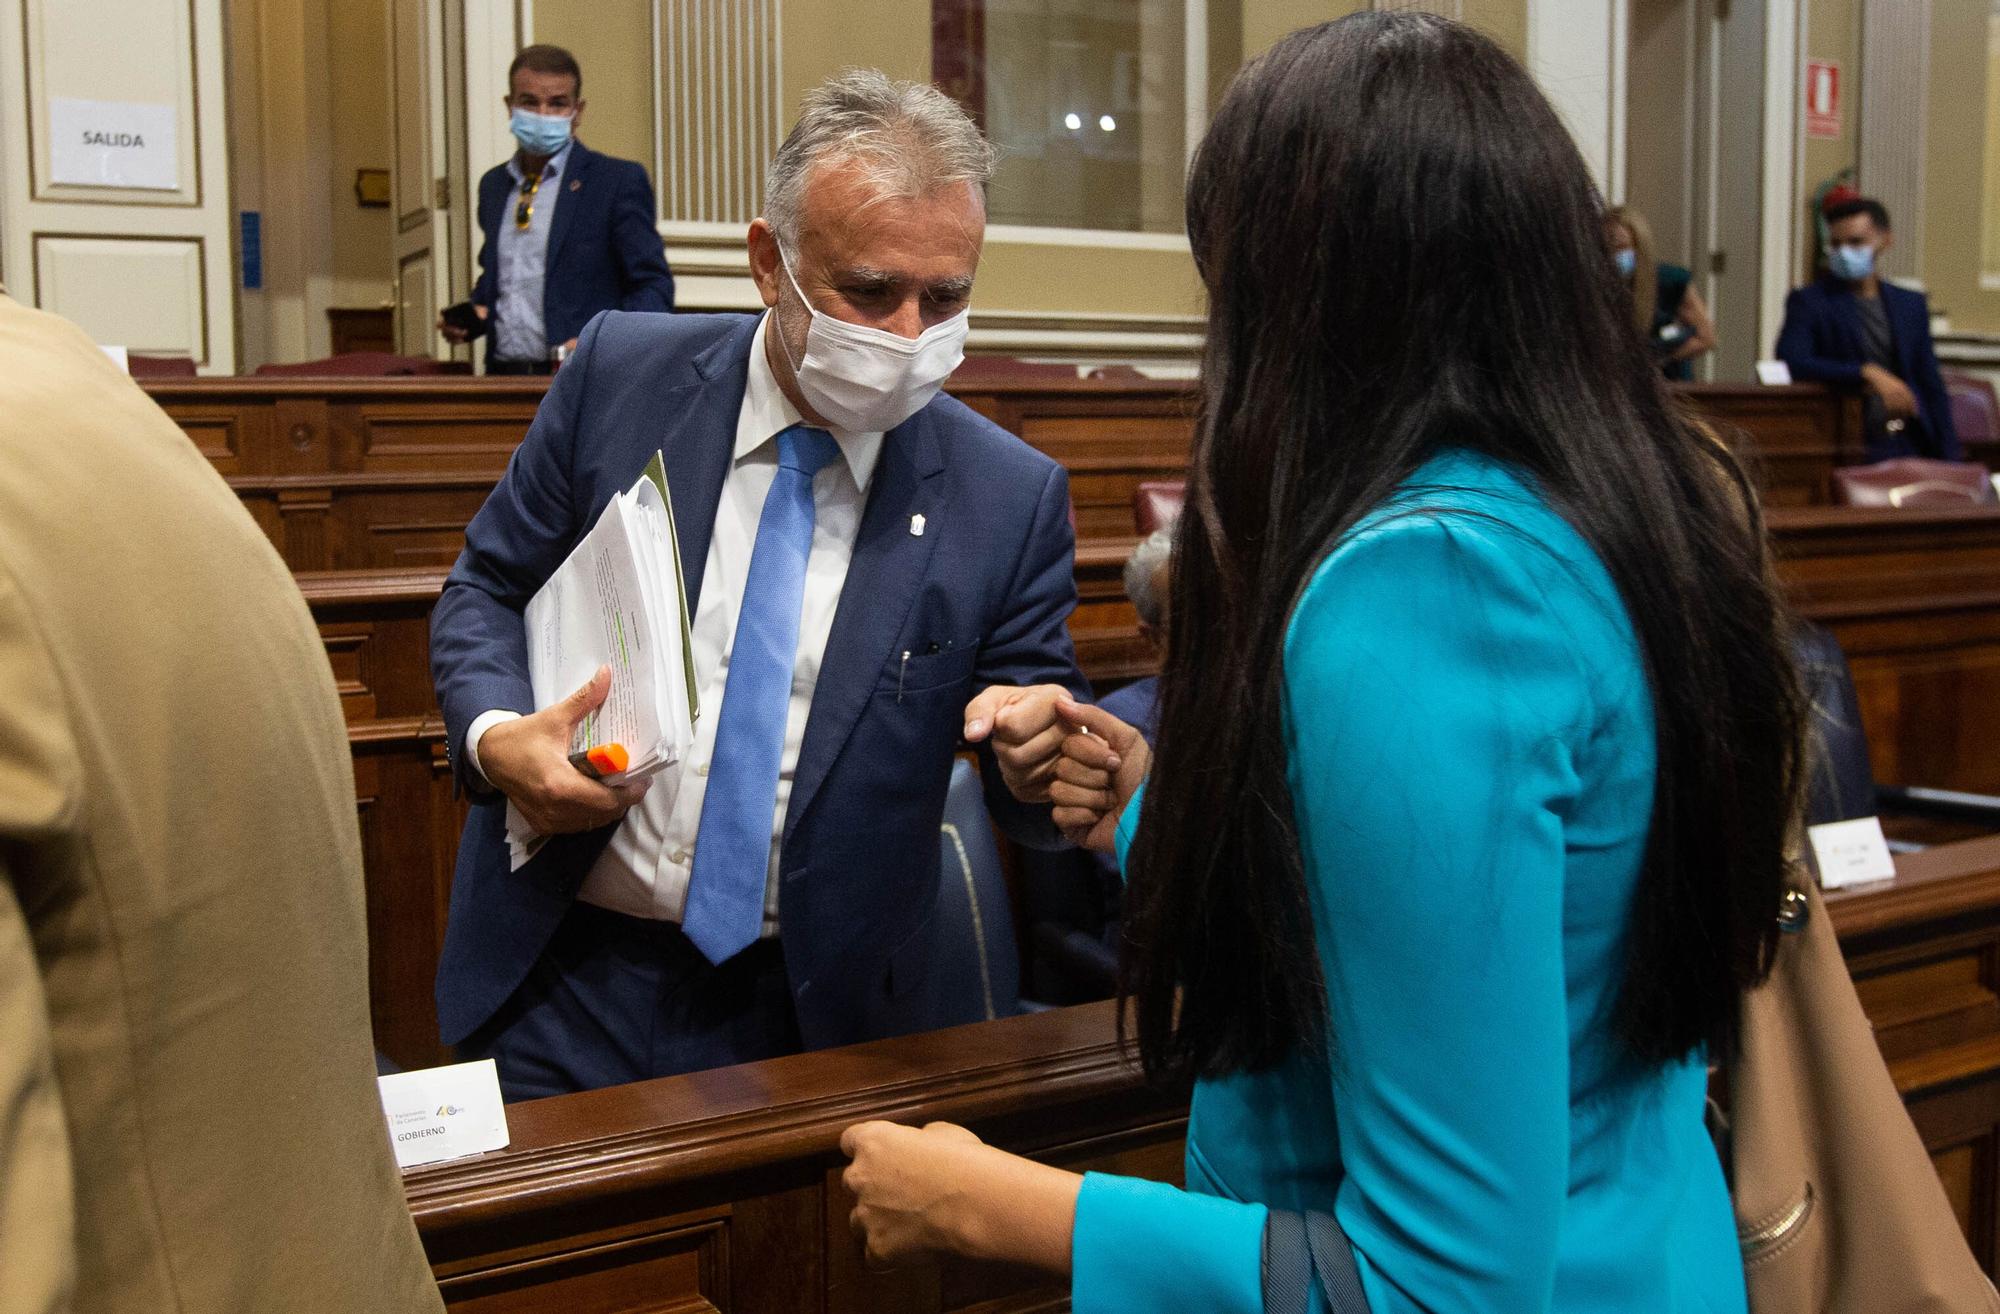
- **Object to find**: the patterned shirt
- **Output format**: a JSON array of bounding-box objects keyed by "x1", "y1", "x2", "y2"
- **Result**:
[{"x1": 493, "y1": 142, "x2": 571, "y2": 363}]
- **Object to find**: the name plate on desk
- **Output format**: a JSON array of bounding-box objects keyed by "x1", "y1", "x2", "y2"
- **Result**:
[
  {"x1": 1809, "y1": 815, "x2": 1897, "y2": 890},
  {"x1": 378, "y1": 1059, "x2": 510, "y2": 1169}
]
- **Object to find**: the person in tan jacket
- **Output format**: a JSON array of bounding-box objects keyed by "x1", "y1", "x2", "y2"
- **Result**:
[{"x1": 0, "y1": 293, "x2": 442, "y2": 1313}]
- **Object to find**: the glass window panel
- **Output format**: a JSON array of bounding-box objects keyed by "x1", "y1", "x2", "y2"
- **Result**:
[{"x1": 935, "y1": 0, "x2": 1186, "y2": 233}]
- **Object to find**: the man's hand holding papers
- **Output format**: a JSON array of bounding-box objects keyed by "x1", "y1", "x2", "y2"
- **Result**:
[
  {"x1": 477, "y1": 665, "x2": 653, "y2": 836},
  {"x1": 490, "y1": 453, "x2": 700, "y2": 869}
]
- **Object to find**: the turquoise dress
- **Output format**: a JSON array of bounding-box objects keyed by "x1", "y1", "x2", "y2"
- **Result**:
[{"x1": 1069, "y1": 451, "x2": 1746, "y2": 1313}]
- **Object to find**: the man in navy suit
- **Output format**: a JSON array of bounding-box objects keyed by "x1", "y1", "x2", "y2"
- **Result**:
[
  {"x1": 431, "y1": 70, "x2": 1086, "y2": 1099},
  {"x1": 1775, "y1": 197, "x2": 1959, "y2": 462},
  {"x1": 439, "y1": 45, "x2": 675, "y2": 374}
]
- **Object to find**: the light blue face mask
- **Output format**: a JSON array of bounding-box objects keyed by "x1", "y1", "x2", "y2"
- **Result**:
[
  {"x1": 1614, "y1": 248, "x2": 1637, "y2": 278},
  {"x1": 1828, "y1": 242, "x2": 1876, "y2": 282},
  {"x1": 509, "y1": 107, "x2": 572, "y2": 157}
]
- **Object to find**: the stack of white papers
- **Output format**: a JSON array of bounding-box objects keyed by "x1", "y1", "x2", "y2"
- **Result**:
[{"x1": 507, "y1": 452, "x2": 700, "y2": 869}]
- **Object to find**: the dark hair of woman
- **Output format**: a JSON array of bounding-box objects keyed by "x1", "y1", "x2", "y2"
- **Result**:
[{"x1": 1122, "y1": 11, "x2": 1804, "y2": 1083}]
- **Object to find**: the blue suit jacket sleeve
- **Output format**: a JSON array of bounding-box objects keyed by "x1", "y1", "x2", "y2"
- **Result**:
[
  {"x1": 973, "y1": 460, "x2": 1090, "y2": 849},
  {"x1": 1774, "y1": 286, "x2": 1864, "y2": 386},
  {"x1": 430, "y1": 310, "x2": 605, "y2": 792},
  {"x1": 1072, "y1": 515, "x2": 1588, "y2": 1314},
  {"x1": 1905, "y1": 292, "x2": 1961, "y2": 459},
  {"x1": 471, "y1": 166, "x2": 504, "y2": 312},
  {"x1": 610, "y1": 161, "x2": 675, "y2": 313}
]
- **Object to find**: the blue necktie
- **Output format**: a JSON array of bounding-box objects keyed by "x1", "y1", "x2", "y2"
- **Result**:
[{"x1": 683, "y1": 424, "x2": 841, "y2": 964}]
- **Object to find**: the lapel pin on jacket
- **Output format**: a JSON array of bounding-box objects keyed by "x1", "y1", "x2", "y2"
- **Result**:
[
  {"x1": 910, "y1": 513, "x2": 926, "y2": 537},
  {"x1": 569, "y1": 179, "x2": 581, "y2": 192}
]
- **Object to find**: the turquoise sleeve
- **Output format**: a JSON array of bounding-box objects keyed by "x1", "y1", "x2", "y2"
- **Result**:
[
  {"x1": 1071, "y1": 1171, "x2": 1270, "y2": 1314},
  {"x1": 1285, "y1": 516, "x2": 1589, "y2": 1313},
  {"x1": 1068, "y1": 512, "x2": 1597, "y2": 1313},
  {"x1": 1111, "y1": 779, "x2": 1147, "y2": 878}
]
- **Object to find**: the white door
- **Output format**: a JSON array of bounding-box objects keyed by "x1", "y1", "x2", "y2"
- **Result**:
[
  {"x1": 389, "y1": 0, "x2": 455, "y2": 357},
  {"x1": 0, "y1": 0, "x2": 238, "y2": 371}
]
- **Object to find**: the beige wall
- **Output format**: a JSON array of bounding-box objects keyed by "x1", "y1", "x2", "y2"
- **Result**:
[
  {"x1": 1986, "y1": 18, "x2": 2000, "y2": 279},
  {"x1": 783, "y1": 0, "x2": 931, "y2": 116},
  {"x1": 1803, "y1": 0, "x2": 1859, "y2": 282},
  {"x1": 1242, "y1": 1, "x2": 1525, "y2": 64},
  {"x1": 1241, "y1": 0, "x2": 1362, "y2": 60},
  {"x1": 1925, "y1": 0, "x2": 2000, "y2": 332},
  {"x1": 329, "y1": 0, "x2": 393, "y2": 307},
  {"x1": 535, "y1": 0, "x2": 656, "y2": 173}
]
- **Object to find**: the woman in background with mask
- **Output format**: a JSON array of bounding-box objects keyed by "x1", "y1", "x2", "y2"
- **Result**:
[
  {"x1": 1606, "y1": 204, "x2": 1716, "y2": 381},
  {"x1": 838, "y1": 14, "x2": 1803, "y2": 1311}
]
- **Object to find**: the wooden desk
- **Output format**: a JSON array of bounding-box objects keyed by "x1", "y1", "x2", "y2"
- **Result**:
[
  {"x1": 1682, "y1": 382, "x2": 1868, "y2": 506},
  {"x1": 1772, "y1": 504, "x2": 2000, "y2": 793},
  {"x1": 410, "y1": 1001, "x2": 1177, "y2": 1312},
  {"x1": 400, "y1": 842, "x2": 2000, "y2": 1309}
]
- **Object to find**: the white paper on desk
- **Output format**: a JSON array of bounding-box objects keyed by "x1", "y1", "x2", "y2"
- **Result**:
[
  {"x1": 1808, "y1": 815, "x2": 1897, "y2": 890},
  {"x1": 377, "y1": 1059, "x2": 509, "y2": 1169},
  {"x1": 508, "y1": 454, "x2": 698, "y2": 869}
]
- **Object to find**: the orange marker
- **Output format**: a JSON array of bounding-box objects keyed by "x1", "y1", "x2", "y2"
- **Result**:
[{"x1": 568, "y1": 743, "x2": 629, "y2": 778}]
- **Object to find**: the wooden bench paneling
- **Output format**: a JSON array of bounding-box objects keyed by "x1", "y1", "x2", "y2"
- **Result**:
[{"x1": 153, "y1": 373, "x2": 1867, "y2": 687}]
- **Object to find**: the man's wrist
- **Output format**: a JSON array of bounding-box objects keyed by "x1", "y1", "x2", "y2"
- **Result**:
[{"x1": 465, "y1": 709, "x2": 524, "y2": 784}]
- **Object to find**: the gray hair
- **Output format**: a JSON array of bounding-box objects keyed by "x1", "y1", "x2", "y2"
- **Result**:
[
  {"x1": 764, "y1": 69, "x2": 997, "y2": 256},
  {"x1": 1124, "y1": 527, "x2": 1175, "y2": 630}
]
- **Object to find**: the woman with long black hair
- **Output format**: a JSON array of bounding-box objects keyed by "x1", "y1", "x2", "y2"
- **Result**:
[{"x1": 839, "y1": 13, "x2": 1802, "y2": 1311}]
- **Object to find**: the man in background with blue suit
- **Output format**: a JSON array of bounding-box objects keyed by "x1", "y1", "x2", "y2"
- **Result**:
[
  {"x1": 1775, "y1": 197, "x2": 1959, "y2": 462},
  {"x1": 439, "y1": 45, "x2": 676, "y2": 374},
  {"x1": 431, "y1": 70, "x2": 1086, "y2": 1100}
]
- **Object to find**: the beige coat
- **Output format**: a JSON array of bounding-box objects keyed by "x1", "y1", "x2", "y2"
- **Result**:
[{"x1": 0, "y1": 295, "x2": 442, "y2": 1313}]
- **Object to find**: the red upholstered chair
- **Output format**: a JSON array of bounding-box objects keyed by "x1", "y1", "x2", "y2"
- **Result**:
[
  {"x1": 1945, "y1": 371, "x2": 2000, "y2": 448},
  {"x1": 1831, "y1": 458, "x2": 1998, "y2": 509},
  {"x1": 125, "y1": 354, "x2": 198, "y2": 378},
  {"x1": 1133, "y1": 479, "x2": 1187, "y2": 534},
  {"x1": 253, "y1": 352, "x2": 453, "y2": 377}
]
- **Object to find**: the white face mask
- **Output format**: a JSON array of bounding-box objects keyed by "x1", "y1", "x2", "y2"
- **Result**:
[{"x1": 776, "y1": 256, "x2": 969, "y2": 433}]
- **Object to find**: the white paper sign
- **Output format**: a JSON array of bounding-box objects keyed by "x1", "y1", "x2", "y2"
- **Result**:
[
  {"x1": 1755, "y1": 360, "x2": 1794, "y2": 386},
  {"x1": 1808, "y1": 815, "x2": 1898, "y2": 890},
  {"x1": 377, "y1": 1058, "x2": 510, "y2": 1169},
  {"x1": 49, "y1": 98, "x2": 178, "y2": 190}
]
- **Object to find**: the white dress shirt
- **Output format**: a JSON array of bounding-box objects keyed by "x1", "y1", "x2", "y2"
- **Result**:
[{"x1": 468, "y1": 313, "x2": 882, "y2": 932}]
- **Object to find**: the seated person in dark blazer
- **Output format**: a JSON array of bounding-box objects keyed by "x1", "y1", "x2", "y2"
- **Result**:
[
  {"x1": 439, "y1": 44, "x2": 675, "y2": 374},
  {"x1": 1095, "y1": 525, "x2": 1170, "y2": 743},
  {"x1": 1775, "y1": 197, "x2": 1959, "y2": 462},
  {"x1": 431, "y1": 70, "x2": 1087, "y2": 1100}
]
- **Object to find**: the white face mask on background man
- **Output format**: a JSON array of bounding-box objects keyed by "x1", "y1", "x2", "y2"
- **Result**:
[{"x1": 775, "y1": 256, "x2": 970, "y2": 434}]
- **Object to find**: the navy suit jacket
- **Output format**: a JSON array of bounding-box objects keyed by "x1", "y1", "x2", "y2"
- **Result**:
[
  {"x1": 1773, "y1": 275, "x2": 1959, "y2": 461},
  {"x1": 430, "y1": 311, "x2": 1087, "y2": 1048},
  {"x1": 472, "y1": 142, "x2": 676, "y2": 349}
]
